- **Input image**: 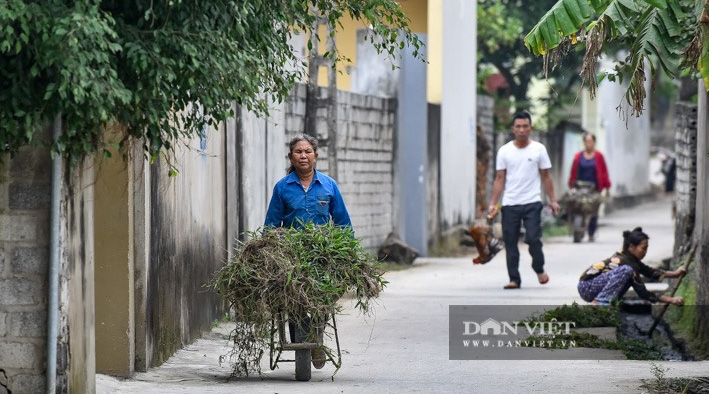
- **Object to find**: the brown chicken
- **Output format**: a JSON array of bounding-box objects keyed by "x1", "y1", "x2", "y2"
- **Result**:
[{"x1": 468, "y1": 218, "x2": 503, "y2": 265}]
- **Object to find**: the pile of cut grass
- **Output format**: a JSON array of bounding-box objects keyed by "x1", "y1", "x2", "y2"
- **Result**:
[
  {"x1": 210, "y1": 222, "x2": 386, "y2": 376},
  {"x1": 527, "y1": 302, "x2": 620, "y2": 328},
  {"x1": 522, "y1": 303, "x2": 662, "y2": 360}
]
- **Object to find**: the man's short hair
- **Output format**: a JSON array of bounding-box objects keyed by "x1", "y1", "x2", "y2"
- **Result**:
[{"x1": 512, "y1": 111, "x2": 532, "y2": 125}]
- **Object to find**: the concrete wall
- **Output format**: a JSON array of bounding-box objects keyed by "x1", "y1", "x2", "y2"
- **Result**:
[
  {"x1": 131, "y1": 145, "x2": 151, "y2": 372},
  {"x1": 396, "y1": 34, "x2": 429, "y2": 255},
  {"x1": 94, "y1": 125, "x2": 135, "y2": 377},
  {"x1": 92, "y1": 114, "x2": 241, "y2": 376},
  {"x1": 0, "y1": 130, "x2": 95, "y2": 393},
  {"x1": 673, "y1": 103, "x2": 697, "y2": 255},
  {"x1": 584, "y1": 107, "x2": 652, "y2": 198},
  {"x1": 146, "y1": 127, "x2": 228, "y2": 366},
  {"x1": 427, "y1": 103, "x2": 441, "y2": 247},
  {"x1": 602, "y1": 103, "x2": 652, "y2": 199},
  {"x1": 582, "y1": 58, "x2": 651, "y2": 200},
  {"x1": 439, "y1": 0, "x2": 477, "y2": 228},
  {"x1": 237, "y1": 102, "x2": 287, "y2": 234},
  {"x1": 694, "y1": 84, "x2": 709, "y2": 337},
  {"x1": 63, "y1": 159, "x2": 96, "y2": 394},
  {"x1": 351, "y1": 30, "x2": 400, "y2": 97},
  {"x1": 429, "y1": 97, "x2": 497, "y2": 249},
  {"x1": 94, "y1": 123, "x2": 234, "y2": 374}
]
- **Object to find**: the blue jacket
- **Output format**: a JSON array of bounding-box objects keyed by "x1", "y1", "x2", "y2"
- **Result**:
[{"x1": 264, "y1": 171, "x2": 352, "y2": 230}]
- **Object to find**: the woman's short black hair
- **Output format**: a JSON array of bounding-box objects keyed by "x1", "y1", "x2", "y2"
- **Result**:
[{"x1": 622, "y1": 227, "x2": 649, "y2": 252}]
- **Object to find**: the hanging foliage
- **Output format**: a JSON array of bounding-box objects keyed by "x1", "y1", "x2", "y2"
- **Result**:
[
  {"x1": 0, "y1": 0, "x2": 424, "y2": 164},
  {"x1": 524, "y1": 0, "x2": 706, "y2": 116}
]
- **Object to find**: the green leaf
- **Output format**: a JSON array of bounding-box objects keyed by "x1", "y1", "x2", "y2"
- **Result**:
[
  {"x1": 641, "y1": 0, "x2": 667, "y2": 9},
  {"x1": 525, "y1": 0, "x2": 601, "y2": 55},
  {"x1": 699, "y1": 28, "x2": 709, "y2": 91}
]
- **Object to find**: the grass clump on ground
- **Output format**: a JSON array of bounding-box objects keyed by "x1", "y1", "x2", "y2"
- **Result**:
[
  {"x1": 526, "y1": 302, "x2": 620, "y2": 328},
  {"x1": 209, "y1": 222, "x2": 386, "y2": 377},
  {"x1": 522, "y1": 331, "x2": 663, "y2": 360},
  {"x1": 641, "y1": 363, "x2": 709, "y2": 393},
  {"x1": 522, "y1": 303, "x2": 663, "y2": 360}
]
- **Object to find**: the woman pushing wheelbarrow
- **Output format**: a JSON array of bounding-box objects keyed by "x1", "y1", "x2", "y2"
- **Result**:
[{"x1": 211, "y1": 135, "x2": 385, "y2": 381}]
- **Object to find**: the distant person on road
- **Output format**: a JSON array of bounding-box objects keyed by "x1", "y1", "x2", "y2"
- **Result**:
[
  {"x1": 567, "y1": 132, "x2": 611, "y2": 242},
  {"x1": 488, "y1": 111, "x2": 560, "y2": 290},
  {"x1": 660, "y1": 153, "x2": 677, "y2": 193},
  {"x1": 577, "y1": 227, "x2": 685, "y2": 306}
]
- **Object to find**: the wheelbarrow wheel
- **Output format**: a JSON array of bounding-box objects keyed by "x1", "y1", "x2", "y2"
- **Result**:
[
  {"x1": 293, "y1": 319, "x2": 312, "y2": 381},
  {"x1": 572, "y1": 215, "x2": 584, "y2": 243},
  {"x1": 295, "y1": 349, "x2": 311, "y2": 381}
]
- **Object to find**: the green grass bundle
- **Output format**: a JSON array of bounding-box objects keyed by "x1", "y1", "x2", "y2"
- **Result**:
[
  {"x1": 528, "y1": 302, "x2": 620, "y2": 328},
  {"x1": 209, "y1": 222, "x2": 386, "y2": 376}
]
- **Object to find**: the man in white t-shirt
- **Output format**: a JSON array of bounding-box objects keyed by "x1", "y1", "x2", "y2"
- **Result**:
[{"x1": 488, "y1": 111, "x2": 560, "y2": 289}]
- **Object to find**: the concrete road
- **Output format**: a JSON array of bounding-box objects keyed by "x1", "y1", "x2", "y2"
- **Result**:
[{"x1": 97, "y1": 195, "x2": 709, "y2": 393}]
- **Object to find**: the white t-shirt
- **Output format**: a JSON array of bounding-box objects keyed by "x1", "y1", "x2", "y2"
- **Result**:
[{"x1": 496, "y1": 140, "x2": 552, "y2": 206}]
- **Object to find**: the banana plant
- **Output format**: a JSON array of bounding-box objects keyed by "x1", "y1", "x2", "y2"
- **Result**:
[{"x1": 525, "y1": 0, "x2": 709, "y2": 116}]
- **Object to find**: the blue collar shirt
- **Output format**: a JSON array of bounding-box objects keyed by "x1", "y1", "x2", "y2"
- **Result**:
[{"x1": 264, "y1": 170, "x2": 353, "y2": 231}]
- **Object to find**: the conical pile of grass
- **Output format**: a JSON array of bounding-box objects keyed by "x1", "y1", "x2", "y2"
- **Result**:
[{"x1": 210, "y1": 222, "x2": 386, "y2": 376}]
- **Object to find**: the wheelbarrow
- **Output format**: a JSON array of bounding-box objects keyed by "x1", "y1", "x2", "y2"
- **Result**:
[
  {"x1": 560, "y1": 180, "x2": 602, "y2": 243},
  {"x1": 269, "y1": 311, "x2": 342, "y2": 381}
]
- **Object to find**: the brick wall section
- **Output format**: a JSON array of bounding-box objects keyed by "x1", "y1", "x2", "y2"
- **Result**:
[
  {"x1": 337, "y1": 93, "x2": 396, "y2": 250},
  {"x1": 674, "y1": 102, "x2": 698, "y2": 255},
  {"x1": 284, "y1": 83, "x2": 396, "y2": 250},
  {"x1": 0, "y1": 146, "x2": 51, "y2": 393}
]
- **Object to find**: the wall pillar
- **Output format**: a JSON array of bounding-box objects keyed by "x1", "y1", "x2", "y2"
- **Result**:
[
  {"x1": 94, "y1": 125, "x2": 135, "y2": 377},
  {"x1": 438, "y1": 0, "x2": 477, "y2": 228},
  {"x1": 694, "y1": 83, "x2": 709, "y2": 337}
]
